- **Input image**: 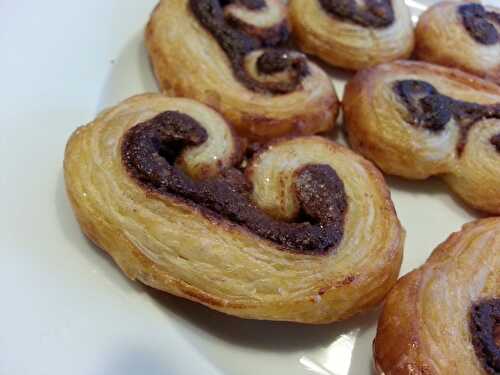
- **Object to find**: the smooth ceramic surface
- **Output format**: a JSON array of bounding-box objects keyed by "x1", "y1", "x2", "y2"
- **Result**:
[{"x1": 1, "y1": 0, "x2": 491, "y2": 374}]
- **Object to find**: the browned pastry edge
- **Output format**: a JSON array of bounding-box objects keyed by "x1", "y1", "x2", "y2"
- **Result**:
[
  {"x1": 373, "y1": 268, "x2": 430, "y2": 375},
  {"x1": 65, "y1": 151, "x2": 403, "y2": 322},
  {"x1": 69, "y1": 198, "x2": 403, "y2": 323},
  {"x1": 373, "y1": 218, "x2": 499, "y2": 375}
]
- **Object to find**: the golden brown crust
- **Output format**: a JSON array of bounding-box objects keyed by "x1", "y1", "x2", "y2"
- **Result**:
[
  {"x1": 289, "y1": 0, "x2": 414, "y2": 70},
  {"x1": 416, "y1": 1, "x2": 500, "y2": 83},
  {"x1": 343, "y1": 61, "x2": 500, "y2": 214},
  {"x1": 374, "y1": 218, "x2": 500, "y2": 375},
  {"x1": 64, "y1": 93, "x2": 404, "y2": 323},
  {"x1": 145, "y1": 0, "x2": 338, "y2": 141}
]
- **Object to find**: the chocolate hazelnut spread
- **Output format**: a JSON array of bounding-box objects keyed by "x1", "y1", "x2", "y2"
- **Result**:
[
  {"x1": 257, "y1": 50, "x2": 307, "y2": 76},
  {"x1": 459, "y1": 3, "x2": 500, "y2": 45},
  {"x1": 491, "y1": 134, "x2": 500, "y2": 152},
  {"x1": 394, "y1": 80, "x2": 500, "y2": 154},
  {"x1": 319, "y1": 0, "x2": 394, "y2": 28},
  {"x1": 470, "y1": 299, "x2": 500, "y2": 374},
  {"x1": 221, "y1": 0, "x2": 265, "y2": 10},
  {"x1": 121, "y1": 111, "x2": 347, "y2": 253},
  {"x1": 189, "y1": 0, "x2": 309, "y2": 94}
]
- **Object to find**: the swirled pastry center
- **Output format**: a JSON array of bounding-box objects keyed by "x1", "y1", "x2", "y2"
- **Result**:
[
  {"x1": 121, "y1": 111, "x2": 347, "y2": 253},
  {"x1": 470, "y1": 299, "x2": 500, "y2": 374},
  {"x1": 319, "y1": 0, "x2": 394, "y2": 28},
  {"x1": 394, "y1": 80, "x2": 500, "y2": 154},
  {"x1": 459, "y1": 3, "x2": 500, "y2": 45},
  {"x1": 189, "y1": 0, "x2": 309, "y2": 94}
]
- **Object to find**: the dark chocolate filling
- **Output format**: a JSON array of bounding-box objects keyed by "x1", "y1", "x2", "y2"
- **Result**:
[
  {"x1": 394, "y1": 80, "x2": 500, "y2": 154},
  {"x1": 189, "y1": 0, "x2": 309, "y2": 94},
  {"x1": 470, "y1": 299, "x2": 500, "y2": 374},
  {"x1": 121, "y1": 111, "x2": 347, "y2": 253},
  {"x1": 491, "y1": 134, "x2": 500, "y2": 152},
  {"x1": 220, "y1": 0, "x2": 265, "y2": 10},
  {"x1": 459, "y1": 3, "x2": 500, "y2": 45},
  {"x1": 257, "y1": 49, "x2": 309, "y2": 76},
  {"x1": 319, "y1": 0, "x2": 394, "y2": 28}
]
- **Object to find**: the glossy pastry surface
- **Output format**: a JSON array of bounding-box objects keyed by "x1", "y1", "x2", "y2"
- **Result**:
[
  {"x1": 289, "y1": 0, "x2": 414, "y2": 70},
  {"x1": 344, "y1": 61, "x2": 500, "y2": 214},
  {"x1": 146, "y1": 0, "x2": 338, "y2": 141},
  {"x1": 64, "y1": 94, "x2": 404, "y2": 323},
  {"x1": 416, "y1": 1, "x2": 500, "y2": 83},
  {"x1": 374, "y1": 218, "x2": 500, "y2": 375}
]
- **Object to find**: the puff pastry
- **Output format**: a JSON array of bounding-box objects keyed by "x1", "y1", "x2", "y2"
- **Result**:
[
  {"x1": 145, "y1": 0, "x2": 338, "y2": 141},
  {"x1": 344, "y1": 61, "x2": 500, "y2": 214},
  {"x1": 374, "y1": 218, "x2": 500, "y2": 375},
  {"x1": 64, "y1": 93, "x2": 404, "y2": 323},
  {"x1": 289, "y1": 0, "x2": 414, "y2": 71},
  {"x1": 416, "y1": 1, "x2": 500, "y2": 83}
]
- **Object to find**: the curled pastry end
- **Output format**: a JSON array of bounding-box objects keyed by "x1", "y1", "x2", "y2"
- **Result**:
[
  {"x1": 344, "y1": 61, "x2": 500, "y2": 214},
  {"x1": 146, "y1": 0, "x2": 338, "y2": 140},
  {"x1": 416, "y1": 1, "x2": 500, "y2": 83},
  {"x1": 64, "y1": 95, "x2": 403, "y2": 323},
  {"x1": 289, "y1": 0, "x2": 414, "y2": 70}
]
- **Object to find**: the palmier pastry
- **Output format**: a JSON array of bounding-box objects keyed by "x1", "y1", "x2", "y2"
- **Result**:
[
  {"x1": 288, "y1": 0, "x2": 414, "y2": 71},
  {"x1": 145, "y1": 0, "x2": 338, "y2": 141},
  {"x1": 416, "y1": 1, "x2": 500, "y2": 83},
  {"x1": 344, "y1": 61, "x2": 500, "y2": 214},
  {"x1": 374, "y1": 218, "x2": 500, "y2": 375},
  {"x1": 64, "y1": 94, "x2": 404, "y2": 323}
]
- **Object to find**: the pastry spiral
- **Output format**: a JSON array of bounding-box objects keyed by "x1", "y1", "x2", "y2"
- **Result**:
[
  {"x1": 416, "y1": 1, "x2": 500, "y2": 83},
  {"x1": 344, "y1": 61, "x2": 500, "y2": 214},
  {"x1": 145, "y1": 0, "x2": 338, "y2": 141},
  {"x1": 288, "y1": 0, "x2": 414, "y2": 71},
  {"x1": 64, "y1": 93, "x2": 404, "y2": 323},
  {"x1": 374, "y1": 218, "x2": 500, "y2": 375}
]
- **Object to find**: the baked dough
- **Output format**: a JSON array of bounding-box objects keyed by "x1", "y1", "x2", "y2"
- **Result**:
[
  {"x1": 374, "y1": 218, "x2": 500, "y2": 375},
  {"x1": 64, "y1": 93, "x2": 404, "y2": 323},
  {"x1": 289, "y1": 0, "x2": 414, "y2": 70},
  {"x1": 416, "y1": 1, "x2": 500, "y2": 83},
  {"x1": 145, "y1": 0, "x2": 338, "y2": 141},
  {"x1": 344, "y1": 61, "x2": 500, "y2": 214}
]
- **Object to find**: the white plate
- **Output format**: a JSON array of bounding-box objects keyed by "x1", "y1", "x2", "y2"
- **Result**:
[{"x1": 0, "y1": 1, "x2": 488, "y2": 374}]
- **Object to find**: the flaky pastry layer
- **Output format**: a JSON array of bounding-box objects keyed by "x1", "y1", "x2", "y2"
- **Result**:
[
  {"x1": 374, "y1": 218, "x2": 499, "y2": 375},
  {"x1": 64, "y1": 94, "x2": 404, "y2": 323}
]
